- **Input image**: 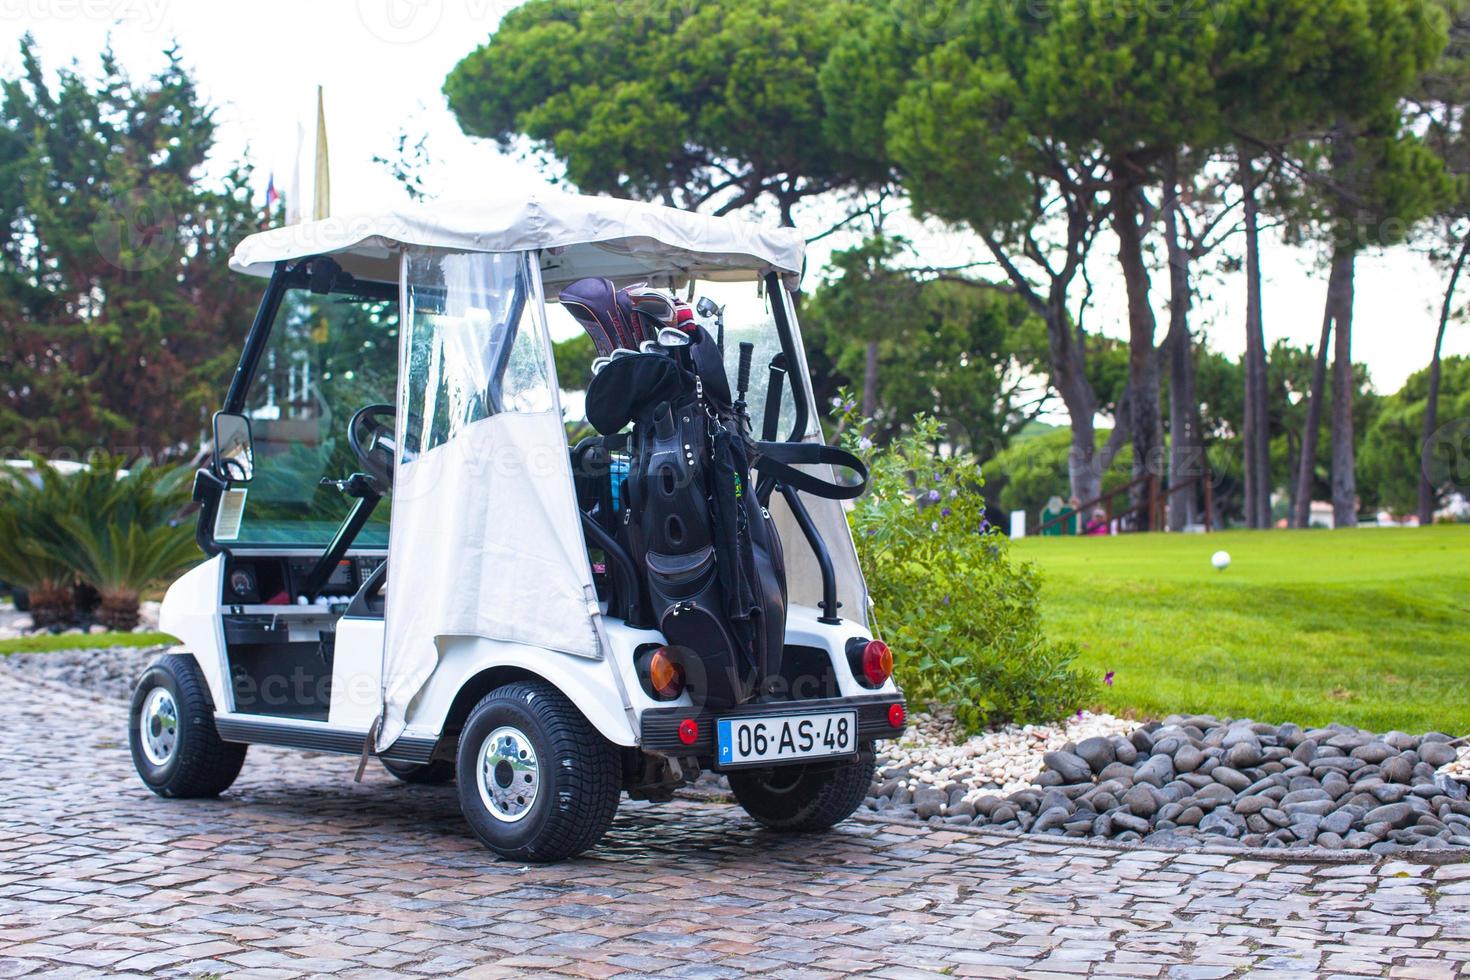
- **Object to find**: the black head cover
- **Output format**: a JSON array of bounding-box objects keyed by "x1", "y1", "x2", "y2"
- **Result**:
[
  {"x1": 560, "y1": 277, "x2": 641, "y2": 356},
  {"x1": 584, "y1": 353, "x2": 686, "y2": 435}
]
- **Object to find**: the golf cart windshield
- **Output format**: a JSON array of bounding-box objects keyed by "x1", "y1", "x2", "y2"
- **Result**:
[{"x1": 233, "y1": 287, "x2": 398, "y2": 546}]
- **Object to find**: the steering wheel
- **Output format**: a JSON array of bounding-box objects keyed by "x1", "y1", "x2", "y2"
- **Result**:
[{"x1": 348, "y1": 403, "x2": 398, "y2": 489}]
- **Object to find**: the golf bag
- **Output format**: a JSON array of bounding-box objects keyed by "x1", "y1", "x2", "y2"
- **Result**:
[
  {"x1": 576, "y1": 324, "x2": 781, "y2": 707},
  {"x1": 568, "y1": 279, "x2": 866, "y2": 707}
]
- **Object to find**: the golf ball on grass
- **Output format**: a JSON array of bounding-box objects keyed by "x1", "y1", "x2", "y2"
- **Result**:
[{"x1": 1211, "y1": 550, "x2": 1231, "y2": 571}]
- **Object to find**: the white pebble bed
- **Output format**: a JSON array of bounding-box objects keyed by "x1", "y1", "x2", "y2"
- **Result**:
[{"x1": 878, "y1": 707, "x2": 1137, "y2": 798}]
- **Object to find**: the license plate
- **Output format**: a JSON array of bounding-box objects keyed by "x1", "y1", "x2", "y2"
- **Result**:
[{"x1": 716, "y1": 710, "x2": 857, "y2": 767}]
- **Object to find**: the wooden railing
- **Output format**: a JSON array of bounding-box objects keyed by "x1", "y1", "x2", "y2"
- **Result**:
[{"x1": 1031, "y1": 468, "x2": 1213, "y2": 536}]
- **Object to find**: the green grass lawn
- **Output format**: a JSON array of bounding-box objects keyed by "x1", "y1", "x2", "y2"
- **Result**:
[
  {"x1": 1015, "y1": 524, "x2": 1470, "y2": 735},
  {"x1": 0, "y1": 631, "x2": 175, "y2": 655}
]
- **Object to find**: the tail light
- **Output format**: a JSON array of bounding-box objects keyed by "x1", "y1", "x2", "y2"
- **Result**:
[
  {"x1": 862, "y1": 640, "x2": 894, "y2": 686},
  {"x1": 640, "y1": 645, "x2": 685, "y2": 701},
  {"x1": 846, "y1": 637, "x2": 894, "y2": 688},
  {"x1": 888, "y1": 703, "x2": 906, "y2": 728},
  {"x1": 678, "y1": 718, "x2": 700, "y2": 745}
]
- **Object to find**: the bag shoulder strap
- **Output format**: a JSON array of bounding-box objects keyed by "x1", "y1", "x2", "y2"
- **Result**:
[{"x1": 751, "y1": 441, "x2": 868, "y2": 500}]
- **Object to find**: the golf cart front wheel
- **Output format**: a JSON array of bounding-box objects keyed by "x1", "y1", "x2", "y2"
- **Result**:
[
  {"x1": 381, "y1": 758, "x2": 456, "y2": 785},
  {"x1": 729, "y1": 750, "x2": 876, "y2": 832},
  {"x1": 128, "y1": 654, "x2": 247, "y2": 798},
  {"x1": 455, "y1": 680, "x2": 621, "y2": 862}
]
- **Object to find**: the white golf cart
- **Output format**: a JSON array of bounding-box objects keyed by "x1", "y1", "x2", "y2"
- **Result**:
[{"x1": 130, "y1": 192, "x2": 905, "y2": 861}]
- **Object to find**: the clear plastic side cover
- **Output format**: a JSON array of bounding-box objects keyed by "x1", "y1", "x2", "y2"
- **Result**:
[{"x1": 397, "y1": 248, "x2": 553, "y2": 463}]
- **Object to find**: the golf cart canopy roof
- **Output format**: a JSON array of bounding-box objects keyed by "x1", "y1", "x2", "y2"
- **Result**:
[{"x1": 229, "y1": 191, "x2": 806, "y2": 290}]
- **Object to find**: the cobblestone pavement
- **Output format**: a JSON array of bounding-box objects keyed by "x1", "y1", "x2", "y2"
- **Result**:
[{"x1": 2, "y1": 671, "x2": 1469, "y2": 979}]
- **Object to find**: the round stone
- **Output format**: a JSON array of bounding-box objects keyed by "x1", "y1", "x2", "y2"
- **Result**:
[
  {"x1": 1226, "y1": 742, "x2": 1263, "y2": 769},
  {"x1": 1042, "y1": 750, "x2": 1093, "y2": 784},
  {"x1": 1074, "y1": 736, "x2": 1116, "y2": 773},
  {"x1": 1420, "y1": 742, "x2": 1458, "y2": 769},
  {"x1": 1175, "y1": 745, "x2": 1206, "y2": 773}
]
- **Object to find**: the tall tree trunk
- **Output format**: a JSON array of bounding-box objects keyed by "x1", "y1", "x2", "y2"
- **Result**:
[
  {"x1": 1112, "y1": 177, "x2": 1164, "y2": 524},
  {"x1": 1240, "y1": 158, "x2": 1272, "y2": 529},
  {"x1": 1330, "y1": 245, "x2": 1358, "y2": 528},
  {"x1": 1291, "y1": 252, "x2": 1346, "y2": 529},
  {"x1": 1285, "y1": 428, "x2": 1300, "y2": 519},
  {"x1": 1162, "y1": 166, "x2": 1200, "y2": 531},
  {"x1": 1419, "y1": 233, "x2": 1470, "y2": 525},
  {"x1": 1067, "y1": 413, "x2": 1103, "y2": 507},
  {"x1": 1048, "y1": 295, "x2": 1103, "y2": 505}
]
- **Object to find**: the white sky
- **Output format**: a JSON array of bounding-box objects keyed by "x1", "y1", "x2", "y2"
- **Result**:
[{"x1": 4, "y1": 0, "x2": 1466, "y2": 397}]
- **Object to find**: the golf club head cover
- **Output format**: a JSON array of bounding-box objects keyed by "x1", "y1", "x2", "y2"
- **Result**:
[
  {"x1": 561, "y1": 277, "x2": 640, "y2": 356},
  {"x1": 584, "y1": 353, "x2": 685, "y2": 435}
]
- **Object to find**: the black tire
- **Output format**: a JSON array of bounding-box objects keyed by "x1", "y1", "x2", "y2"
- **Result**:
[
  {"x1": 128, "y1": 654, "x2": 247, "y2": 798},
  {"x1": 455, "y1": 680, "x2": 621, "y2": 862},
  {"x1": 728, "y1": 749, "x2": 876, "y2": 832},
  {"x1": 382, "y1": 758, "x2": 456, "y2": 785}
]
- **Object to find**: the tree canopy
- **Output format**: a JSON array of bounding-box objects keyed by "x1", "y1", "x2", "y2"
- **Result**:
[
  {"x1": 444, "y1": 0, "x2": 880, "y2": 223},
  {"x1": 0, "y1": 37, "x2": 260, "y2": 459},
  {"x1": 1361, "y1": 355, "x2": 1470, "y2": 513},
  {"x1": 800, "y1": 236, "x2": 1049, "y2": 456}
]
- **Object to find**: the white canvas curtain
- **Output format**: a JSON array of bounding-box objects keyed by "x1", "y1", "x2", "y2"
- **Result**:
[{"x1": 379, "y1": 249, "x2": 602, "y2": 750}]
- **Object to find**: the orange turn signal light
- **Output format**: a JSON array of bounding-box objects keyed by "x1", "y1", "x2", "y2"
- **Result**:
[{"x1": 648, "y1": 646, "x2": 685, "y2": 700}]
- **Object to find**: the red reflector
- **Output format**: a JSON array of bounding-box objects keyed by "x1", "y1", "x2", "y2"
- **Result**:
[
  {"x1": 677, "y1": 719, "x2": 699, "y2": 745},
  {"x1": 862, "y1": 640, "x2": 893, "y2": 686},
  {"x1": 888, "y1": 703, "x2": 906, "y2": 728}
]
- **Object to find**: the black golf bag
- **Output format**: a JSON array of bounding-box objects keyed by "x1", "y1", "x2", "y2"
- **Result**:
[
  {"x1": 578, "y1": 335, "x2": 783, "y2": 707},
  {"x1": 567, "y1": 279, "x2": 865, "y2": 709}
]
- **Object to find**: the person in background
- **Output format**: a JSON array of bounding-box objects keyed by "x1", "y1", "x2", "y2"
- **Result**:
[
  {"x1": 1040, "y1": 495, "x2": 1066, "y2": 536},
  {"x1": 1085, "y1": 507, "x2": 1110, "y2": 536}
]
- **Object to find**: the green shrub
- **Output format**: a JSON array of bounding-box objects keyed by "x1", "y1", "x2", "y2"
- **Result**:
[
  {"x1": 0, "y1": 455, "x2": 195, "y2": 631},
  {"x1": 837, "y1": 404, "x2": 1094, "y2": 732}
]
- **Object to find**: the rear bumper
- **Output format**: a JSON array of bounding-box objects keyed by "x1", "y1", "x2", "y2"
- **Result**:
[{"x1": 639, "y1": 693, "x2": 906, "y2": 757}]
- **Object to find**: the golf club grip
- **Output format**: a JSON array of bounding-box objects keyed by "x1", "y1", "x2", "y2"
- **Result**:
[{"x1": 737, "y1": 341, "x2": 754, "y2": 396}]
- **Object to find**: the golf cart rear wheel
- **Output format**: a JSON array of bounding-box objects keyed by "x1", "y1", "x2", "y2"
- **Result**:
[
  {"x1": 455, "y1": 680, "x2": 621, "y2": 862},
  {"x1": 381, "y1": 758, "x2": 455, "y2": 785},
  {"x1": 128, "y1": 654, "x2": 247, "y2": 798},
  {"x1": 729, "y1": 750, "x2": 876, "y2": 832}
]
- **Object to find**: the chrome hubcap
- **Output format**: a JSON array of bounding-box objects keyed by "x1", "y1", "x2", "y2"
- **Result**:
[
  {"x1": 140, "y1": 687, "x2": 178, "y2": 766},
  {"x1": 477, "y1": 726, "x2": 539, "y2": 823}
]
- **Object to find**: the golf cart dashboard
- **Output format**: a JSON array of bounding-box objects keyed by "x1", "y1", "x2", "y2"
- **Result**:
[
  {"x1": 221, "y1": 553, "x2": 384, "y2": 607},
  {"x1": 217, "y1": 551, "x2": 385, "y2": 722}
]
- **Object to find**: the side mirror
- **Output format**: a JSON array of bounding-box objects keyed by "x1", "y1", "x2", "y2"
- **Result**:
[{"x1": 213, "y1": 412, "x2": 255, "y2": 483}]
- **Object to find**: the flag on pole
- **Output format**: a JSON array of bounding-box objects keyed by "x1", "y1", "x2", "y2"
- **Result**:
[{"x1": 313, "y1": 85, "x2": 331, "y2": 221}]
